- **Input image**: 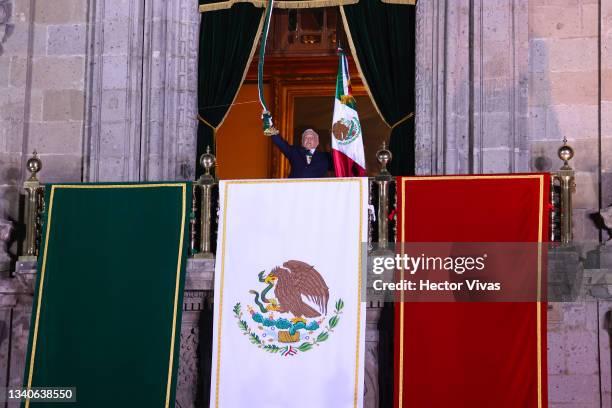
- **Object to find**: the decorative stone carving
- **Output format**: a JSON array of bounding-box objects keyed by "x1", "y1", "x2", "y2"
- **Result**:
[
  {"x1": 363, "y1": 306, "x2": 382, "y2": 408},
  {"x1": 0, "y1": 218, "x2": 12, "y2": 272},
  {"x1": 176, "y1": 322, "x2": 201, "y2": 408},
  {"x1": 0, "y1": 0, "x2": 13, "y2": 56}
]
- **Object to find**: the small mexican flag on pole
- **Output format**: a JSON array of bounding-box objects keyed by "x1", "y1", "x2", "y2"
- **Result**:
[{"x1": 332, "y1": 49, "x2": 366, "y2": 177}]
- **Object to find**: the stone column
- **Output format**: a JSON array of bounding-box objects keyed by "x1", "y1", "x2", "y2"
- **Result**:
[
  {"x1": 415, "y1": 0, "x2": 529, "y2": 175},
  {"x1": 84, "y1": 0, "x2": 200, "y2": 182}
]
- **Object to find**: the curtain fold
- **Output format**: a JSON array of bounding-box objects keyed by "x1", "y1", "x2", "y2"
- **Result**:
[
  {"x1": 341, "y1": 1, "x2": 416, "y2": 175},
  {"x1": 197, "y1": 2, "x2": 264, "y2": 177}
]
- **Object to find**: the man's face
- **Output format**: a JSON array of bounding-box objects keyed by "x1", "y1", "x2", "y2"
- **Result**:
[{"x1": 302, "y1": 131, "x2": 319, "y2": 150}]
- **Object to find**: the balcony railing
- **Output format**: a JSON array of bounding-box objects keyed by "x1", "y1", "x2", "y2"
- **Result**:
[{"x1": 18, "y1": 143, "x2": 575, "y2": 261}]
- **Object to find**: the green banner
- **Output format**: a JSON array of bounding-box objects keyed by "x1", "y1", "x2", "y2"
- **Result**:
[{"x1": 22, "y1": 183, "x2": 192, "y2": 408}]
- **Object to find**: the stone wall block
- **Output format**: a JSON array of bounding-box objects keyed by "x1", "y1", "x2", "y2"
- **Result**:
[
  {"x1": 102, "y1": 18, "x2": 132, "y2": 56},
  {"x1": 483, "y1": 78, "x2": 513, "y2": 112},
  {"x1": 97, "y1": 157, "x2": 126, "y2": 181},
  {"x1": 529, "y1": 106, "x2": 547, "y2": 138},
  {"x1": 13, "y1": 0, "x2": 31, "y2": 23},
  {"x1": 47, "y1": 24, "x2": 87, "y2": 56},
  {"x1": 529, "y1": 38, "x2": 549, "y2": 73},
  {"x1": 28, "y1": 122, "x2": 83, "y2": 155},
  {"x1": 548, "y1": 330, "x2": 568, "y2": 374},
  {"x1": 530, "y1": 5, "x2": 582, "y2": 39},
  {"x1": 8, "y1": 56, "x2": 26, "y2": 88},
  {"x1": 483, "y1": 0, "x2": 511, "y2": 42},
  {"x1": 564, "y1": 329, "x2": 600, "y2": 375},
  {"x1": 531, "y1": 71, "x2": 598, "y2": 106},
  {"x1": 146, "y1": 120, "x2": 164, "y2": 157},
  {"x1": 31, "y1": 56, "x2": 85, "y2": 90},
  {"x1": 28, "y1": 90, "x2": 43, "y2": 122},
  {"x1": 580, "y1": 3, "x2": 599, "y2": 38},
  {"x1": 549, "y1": 373, "x2": 600, "y2": 405},
  {"x1": 99, "y1": 122, "x2": 128, "y2": 158},
  {"x1": 36, "y1": 154, "x2": 82, "y2": 183},
  {"x1": 601, "y1": 100, "x2": 612, "y2": 140},
  {"x1": 101, "y1": 55, "x2": 129, "y2": 90},
  {"x1": 546, "y1": 105, "x2": 598, "y2": 140},
  {"x1": 483, "y1": 112, "x2": 511, "y2": 148},
  {"x1": 481, "y1": 149, "x2": 511, "y2": 173},
  {"x1": 0, "y1": 120, "x2": 24, "y2": 154},
  {"x1": 42, "y1": 89, "x2": 85, "y2": 121},
  {"x1": 103, "y1": 0, "x2": 135, "y2": 20},
  {"x1": 548, "y1": 38, "x2": 598, "y2": 72},
  {"x1": 1, "y1": 23, "x2": 46, "y2": 56},
  {"x1": 0, "y1": 56, "x2": 9, "y2": 86},
  {"x1": 34, "y1": 0, "x2": 87, "y2": 24},
  {"x1": 0, "y1": 88, "x2": 25, "y2": 121},
  {"x1": 99, "y1": 89, "x2": 129, "y2": 122}
]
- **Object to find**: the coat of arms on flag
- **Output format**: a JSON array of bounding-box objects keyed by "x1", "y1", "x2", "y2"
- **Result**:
[
  {"x1": 210, "y1": 179, "x2": 367, "y2": 408},
  {"x1": 332, "y1": 49, "x2": 366, "y2": 177},
  {"x1": 233, "y1": 260, "x2": 345, "y2": 357}
]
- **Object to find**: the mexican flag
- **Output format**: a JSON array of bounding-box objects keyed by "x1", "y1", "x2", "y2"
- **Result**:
[
  {"x1": 210, "y1": 178, "x2": 367, "y2": 407},
  {"x1": 332, "y1": 50, "x2": 367, "y2": 177}
]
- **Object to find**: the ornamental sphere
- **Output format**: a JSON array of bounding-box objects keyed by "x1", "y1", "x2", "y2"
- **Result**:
[{"x1": 558, "y1": 144, "x2": 574, "y2": 163}]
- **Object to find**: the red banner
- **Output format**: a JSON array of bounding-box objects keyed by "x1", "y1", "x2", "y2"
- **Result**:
[{"x1": 394, "y1": 174, "x2": 549, "y2": 408}]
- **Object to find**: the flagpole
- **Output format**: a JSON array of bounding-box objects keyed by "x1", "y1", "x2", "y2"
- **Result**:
[{"x1": 259, "y1": 0, "x2": 278, "y2": 136}]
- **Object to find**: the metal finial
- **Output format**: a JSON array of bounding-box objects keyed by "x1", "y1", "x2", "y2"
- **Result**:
[
  {"x1": 376, "y1": 141, "x2": 392, "y2": 177},
  {"x1": 198, "y1": 146, "x2": 216, "y2": 183},
  {"x1": 558, "y1": 140, "x2": 574, "y2": 170},
  {"x1": 26, "y1": 151, "x2": 42, "y2": 181}
]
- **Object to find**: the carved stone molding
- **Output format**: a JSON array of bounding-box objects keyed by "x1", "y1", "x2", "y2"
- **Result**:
[
  {"x1": 415, "y1": 0, "x2": 529, "y2": 175},
  {"x1": 0, "y1": 0, "x2": 13, "y2": 56}
]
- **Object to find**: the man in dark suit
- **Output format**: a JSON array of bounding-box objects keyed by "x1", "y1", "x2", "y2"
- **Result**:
[{"x1": 270, "y1": 129, "x2": 332, "y2": 178}]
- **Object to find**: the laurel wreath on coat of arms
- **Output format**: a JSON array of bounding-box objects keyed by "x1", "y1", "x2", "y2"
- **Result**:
[
  {"x1": 233, "y1": 260, "x2": 343, "y2": 357},
  {"x1": 332, "y1": 117, "x2": 361, "y2": 146}
]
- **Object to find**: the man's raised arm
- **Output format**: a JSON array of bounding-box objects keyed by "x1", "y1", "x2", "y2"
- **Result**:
[{"x1": 270, "y1": 133, "x2": 291, "y2": 157}]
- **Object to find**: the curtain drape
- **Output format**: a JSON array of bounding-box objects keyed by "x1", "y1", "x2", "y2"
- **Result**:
[
  {"x1": 341, "y1": 1, "x2": 416, "y2": 175},
  {"x1": 197, "y1": 1, "x2": 264, "y2": 177}
]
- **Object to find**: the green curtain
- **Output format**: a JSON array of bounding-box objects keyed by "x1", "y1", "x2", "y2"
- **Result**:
[
  {"x1": 197, "y1": 2, "x2": 263, "y2": 177},
  {"x1": 342, "y1": 1, "x2": 416, "y2": 175}
]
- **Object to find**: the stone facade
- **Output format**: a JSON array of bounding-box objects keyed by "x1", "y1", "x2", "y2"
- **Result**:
[
  {"x1": 0, "y1": 0, "x2": 89, "y2": 256},
  {"x1": 0, "y1": 0, "x2": 611, "y2": 406}
]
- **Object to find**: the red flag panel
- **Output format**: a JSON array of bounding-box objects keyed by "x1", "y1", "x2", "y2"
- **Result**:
[{"x1": 394, "y1": 174, "x2": 549, "y2": 408}]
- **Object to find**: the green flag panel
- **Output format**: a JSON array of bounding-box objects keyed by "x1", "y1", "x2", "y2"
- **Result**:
[{"x1": 22, "y1": 183, "x2": 191, "y2": 408}]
